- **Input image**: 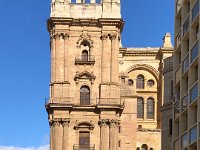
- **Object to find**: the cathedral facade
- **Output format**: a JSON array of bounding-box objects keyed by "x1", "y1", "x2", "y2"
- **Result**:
[{"x1": 45, "y1": 0, "x2": 173, "y2": 150}]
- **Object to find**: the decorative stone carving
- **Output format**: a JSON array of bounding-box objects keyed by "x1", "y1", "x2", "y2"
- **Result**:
[
  {"x1": 109, "y1": 119, "x2": 120, "y2": 128},
  {"x1": 76, "y1": 33, "x2": 94, "y2": 48},
  {"x1": 63, "y1": 33, "x2": 70, "y2": 40},
  {"x1": 109, "y1": 34, "x2": 117, "y2": 40},
  {"x1": 74, "y1": 121, "x2": 95, "y2": 130},
  {"x1": 51, "y1": 118, "x2": 62, "y2": 127},
  {"x1": 74, "y1": 71, "x2": 96, "y2": 83},
  {"x1": 99, "y1": 119, "x2": 109, "y2": 127},
  {"x1": 62, "y1": 118, "x2": 70, "y2": 127},
  {"x1": 100, "y1": 34, "x2": 108, "y2": 41}
]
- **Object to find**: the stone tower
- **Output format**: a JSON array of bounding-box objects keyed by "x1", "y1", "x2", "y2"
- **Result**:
[{"x1": 45, "y1": 0, "x2": 134, "y2": 150}]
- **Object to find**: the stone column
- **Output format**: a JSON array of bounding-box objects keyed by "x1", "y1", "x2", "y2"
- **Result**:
[
  {"x1": 109, "y1": 120, "x2": 118, "y2": 150},
  {"x1": 55, "y1": 33, "x2": 60, "y2": 82},
  {"x1": 51, "y1": 35, "x2": 56, "y2": 82},
  {"x1": 100, "y1": 119, "x2": 109, "y2": 150},
  {"x1": 62, "y1": 119, "x2": 70, "y2": 150},
  {"x1": 100, "y1": 34, "x2": 109, "y2": 83},
  {"x1": 63, "y1": 34, "x2": 69, "y2": 82},
  {"x1": 53, "y1": 119, "x2": 63, "y2": 150},
  {"x1": 49, "y1": 121, "x2": 53, "y2": 150},
  {"x1": 110, "y1": 34, "x2": 118, "y2": 83}
]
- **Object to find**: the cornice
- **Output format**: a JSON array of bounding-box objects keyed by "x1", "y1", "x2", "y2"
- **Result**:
[
  {"x1": 119, "y1": 47, "x2": 161, "y2": 57},
  {"x1": 47, "y1": 17, "x2": 124, "y2": 32}
]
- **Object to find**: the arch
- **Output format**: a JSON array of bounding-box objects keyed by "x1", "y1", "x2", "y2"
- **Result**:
[
  {"x1": 136, "y1": 74, "x2": 144, "y2": 89},
  {"x1": 82, "y1": 50, "x2": 88, "y2": 61},
  {"x1": 127, "y1": 64, "x2": 159, "y2": 82},
  {"x1": 80, "y1": 86, "x2": 90, "y2": 105},
  {"x1": 147, "y1": 97, "x2": 155, "y2": 119},
  {"x1": 141, "y1": 144, "x2": 148, "y2": 150},
  {"x1": 137, "y1": 97, "x2": 144, "y2": 118}
]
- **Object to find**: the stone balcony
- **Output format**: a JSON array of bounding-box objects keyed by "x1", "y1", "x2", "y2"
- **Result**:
[
  {"x1": 73, "y1": 144, "x2": 95, "y2": 150},
  {"x1": 45, "y1": 97, "x2": 125, "y2": 110}
]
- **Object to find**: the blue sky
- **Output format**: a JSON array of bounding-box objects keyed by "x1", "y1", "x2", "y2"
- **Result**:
[{"x1": 0, "y1": 0, "x2": 174, "y2": 149}]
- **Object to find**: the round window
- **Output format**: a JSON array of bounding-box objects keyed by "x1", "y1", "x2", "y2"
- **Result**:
[
  {"x1": 128, "y1": 79, "x2": 134, "y2": 86},
  {"x1": 147, "y1": 80, "x2": 155, "y2": 87}
]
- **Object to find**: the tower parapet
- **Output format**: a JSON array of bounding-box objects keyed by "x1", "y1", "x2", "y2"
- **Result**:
[{"x1": 50, "y1": 0, "x2": 121, "y2": 19}]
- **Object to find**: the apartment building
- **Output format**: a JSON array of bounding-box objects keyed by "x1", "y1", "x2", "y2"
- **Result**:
[{"x1": 172, "y1": 0, "x2": 199, "y2": 149}]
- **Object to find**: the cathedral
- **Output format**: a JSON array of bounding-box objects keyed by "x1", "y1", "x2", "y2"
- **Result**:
[{"x1": 45, "y1": 0, "x2": 173, "y2": 149}]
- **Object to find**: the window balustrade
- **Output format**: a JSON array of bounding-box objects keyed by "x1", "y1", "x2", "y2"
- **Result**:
[
  {"x1": 182, "y1": 54, "x2": 189, "y2": 74},
  {"x1": 181, "y1": 93, "x2": 188, "y2": 112},
  {"x1": 191, "y1": 41, "x2": 198, "y2": 63},
  {"x1": 192, "y1": 0, "x2": 199, "y2": 21},
  {"x1": 190, "y1": 126, "x2": 197, "y2": 144},
  {"x1": 75, "y1": 55, "x2": 95, "y2": 65},
  {"x1": 181, "y1": 133, "x2": 188, "y2": 149},
  {"x1": 183, "y1": 15, "x2": 190, "y2": 36},
  {"x1": 190, "y1": 82, "x2": 198, "y2": 103}
]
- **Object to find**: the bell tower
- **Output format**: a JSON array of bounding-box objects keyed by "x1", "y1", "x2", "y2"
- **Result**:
[{"x1": 46, "y1": 0, "x2": 128, "y2": 150}]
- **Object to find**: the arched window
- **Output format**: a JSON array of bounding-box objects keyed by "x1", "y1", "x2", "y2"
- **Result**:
[
  {"x1": 136, "y1": 75, "x2": 144, "y2": 89},
  {"x1": 137, "y1": 97, "x2": 144, "y2": 118},
  {"x1": 80, "y1": 86, "x2": 90, "y2": 105},
  {"x1": 82, "y1": 50, "x2": 88, "y2": 61},
  {"x1": 141, "y1": 144, "x2": 148, "y2": 150},
  {"x1": 147, "y1": 98, "x2": 155, "y2": 119}
]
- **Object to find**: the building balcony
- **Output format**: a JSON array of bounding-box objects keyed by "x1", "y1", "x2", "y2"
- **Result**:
[
  {"x1": 176, "y1": 29, "x2": 182, "y2": 48},
  {"x1": 175, "y1": 65, "x2": 181, "y2": 84},
  {"x1": 192, "y1": 0, "x2": 199, "y2": 21},
  {"x1": 182, "y1": 54, "x2": 189, "y2": 74},
  {"x1": 73, "y1": 144, "x2": 95, "y2": 150},
  {"x1": 181, "y1": 93, "x2": 188, "y2": 112},
  {"x1": 190, "y1": 82, "x2": 198, "y2": 103},
  {"x1": 75, "y1": 55, "x2": 95, "y2": 65},
  {"x1": 191, "y1": 41, "x2": 198, "y2": 63},
  {"x1": 190, "y1": 126, "x2": 197, "y2": 144},
  {"x1": 183, "y1": 15, "x2": 190, "y2": 37},
  {"x1": 45, "y1": 97, "x2": 124, "y2": 109}
]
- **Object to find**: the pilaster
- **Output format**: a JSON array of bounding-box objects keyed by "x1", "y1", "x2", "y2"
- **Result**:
[
  {"x1": 62, "y1": 119, "x2": 70, "y2": 150},
  {"x1": 109, "y1": 119, "x2": 119, "y2": 150},
  {"x1": 52, "y1": 118, "x2": 63, "y2": 150},
  {"x1": 101, "y1": 34, "x2": 109, "y2": 83},
  {"x1": 99, "y1": 119, "x2": 109, "y2": 150}
]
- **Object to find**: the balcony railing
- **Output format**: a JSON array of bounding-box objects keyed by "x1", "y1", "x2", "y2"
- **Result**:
[
  {"x1": 183, "y1": 15, "x2": 190, "y2": 36},
  {"x1": 191, "y1": 41, "x2": 198, "y2": 63},
  {"x1": 176, "y1": 29, "x2": 182, "y2": 47},
  {"x1": 46, "y1": 97, "x2": 124, "y2": 107},
  {"x1": 190, "y1": 82, "x2": 198, "y2": 103},
  {"x1": 192, "y1": 0, "x2": 199, "y2": 21},
  {"x1": 75, "y1": 55, "x2": 95, "y2": 65},
  {"x1": 181, "y1": 93, "x2": 188, "y2": 112},
  {"x1": 190, "y1": 126, "x2": 197, "y2": 144},
  {"x1": 182, "y1": 133, "x2": 188, "y2": 149},
  {"x1": 97, "y1": 98, "x2": 124, "y2": 106},
  {"x1": 73, "y1": 144, "x2": 95, "y2": 150},
  {"x1": 175, "y1": 65, "x2": 181, "y2": 84},
  {"x1": 182, "y1": 54, "x2": 189, "y2": 74},
  {"x1": 174, "y1": 101, "x2": 180, "y2": 119}
]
